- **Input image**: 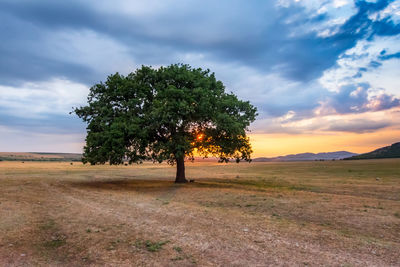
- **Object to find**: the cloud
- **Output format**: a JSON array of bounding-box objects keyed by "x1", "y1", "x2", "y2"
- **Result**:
[
  {"x1": 0, "y1": 0, "x2": 399, "y2": 151},
  {"x1": 0, "y1": 125, "x2": 84, "y2": 153},
  {"x1": 326, "y1": 118, "x2": 391, "y2": 132},
  {"x1": 319, "y1": 33, "x2": 400, "y2": 95},
  {"x1": 1, "y1": 0, "x2": 398, "y2": 85},
  {"x1": 0, "y1": 78, "x2": 88, "y2": 135},
  {"x1": 319, "y1": 83, "x2": 400, "y2": 115},
  {"x1": 0, "y1": 113, "x2": 85, "y2": 135},
  {"x1": 253, "y1": 109, "x2": 397, "y2": 134},
  {"x1": 378, "y1": 51, "x2": 400, "y2": 60},
  {"x1": 0, "y1": 79, "x2": 89, "y2": 117}
]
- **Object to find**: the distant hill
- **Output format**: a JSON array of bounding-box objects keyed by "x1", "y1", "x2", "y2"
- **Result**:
[
  {"x1": 253, "y1": 151, "x2": 358, "y2": 162},
  {"x1": 0, "y1": 152, "x2": 82, "y2": 162},
  {"x1": 344, "y1": 142, "x2": 400, "y2": 160}
]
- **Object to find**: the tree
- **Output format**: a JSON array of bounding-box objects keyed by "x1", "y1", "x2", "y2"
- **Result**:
[{"x1": 74, "y1": 64, "x2": 257, "y2": 183}]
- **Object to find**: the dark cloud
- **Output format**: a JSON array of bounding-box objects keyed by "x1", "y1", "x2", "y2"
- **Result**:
[
  {"x1": 0, "y1": 11, "x2": 97, "y2": 86},
  {"x1": 256, "y1": 85, "x2": 323, "y2": 118},
  {"x1": 0, "y1": 110, "x2": 85, "y2": 134},
  {"x1": 370, "y1": 15, "x2": 400, "y2": 37},
  {"x1": 369, "y1": 60, "x2": 383, "y2": 68},
  {"x1": 0, "y1": 0, "x2": 398, "y2": 86},
  {"x1": 252, "y1": 113, "x2": 393, "y2": 135},
  {"x1": 352, "y1": 67, "x2": 369, "y2": 78},
  {"x1": 0, "y1": 49, "x2": 95, "y2": 86},
  {"x1": 326, "y1": 119, "x2": 391, "y2": 133},
  {"x1": 0, "y1": 0, "x2": 102, "y2": 31},
  {"x1": 378, "y1": 51, "x2": 400, "y2": 60},
  {"x1": 370, "y1": 93, "x2": 400, "y2": 111}
]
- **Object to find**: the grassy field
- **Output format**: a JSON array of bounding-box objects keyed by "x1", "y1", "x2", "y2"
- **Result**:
[
  {"x1": 0, "y1": 159, "x2": 399, "y2": 266},
  {"x1": 0, "y1": 152, "x2": 82, "y2": 162}
]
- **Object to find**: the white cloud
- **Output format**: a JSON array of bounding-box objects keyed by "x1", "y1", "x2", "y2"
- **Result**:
[
  {"x1": 278, "y1": 0, "x2": 356, "y2": 38},
  {"x1": 319, "y1": 35, "x2": 400, "y2": 96},
  {"x1": 0, "y1": 79, "x2": 89, "y2": 118},
  {"x1": 369, "y1": 1, "x2": 400, "y2": 23},
  {"x1": 278, "y1": 110, "x2": 296, "y2": 122},
  {"x1": 333, "y1": 0, "x2": 350, "y2": 8}
]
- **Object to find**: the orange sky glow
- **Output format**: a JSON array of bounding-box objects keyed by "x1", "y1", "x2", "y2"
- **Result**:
[{"x1": 249, "y1": 128, "x2": 400, "y2": 157}]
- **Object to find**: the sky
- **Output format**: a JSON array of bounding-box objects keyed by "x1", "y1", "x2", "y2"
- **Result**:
[{"x1": 0, "y1": 0, "x2": 399, "y2": 157}]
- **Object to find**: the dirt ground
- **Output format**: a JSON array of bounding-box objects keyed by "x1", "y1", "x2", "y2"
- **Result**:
[{"x1": 0, "y1": 159, "x2": 399, "y2": 266}]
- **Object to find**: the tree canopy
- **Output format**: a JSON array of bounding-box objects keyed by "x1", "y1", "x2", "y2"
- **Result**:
[{"x1": 74, "y1": 64, "x2": 257, "y2": 182}]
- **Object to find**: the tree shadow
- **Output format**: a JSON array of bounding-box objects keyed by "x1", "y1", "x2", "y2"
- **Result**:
[
  {"x1": 71, "y1": 178, "x2": 183, "y2": 193},
  {"x1": 69, "y1": 177, "x2": 270, "y2": 194}
]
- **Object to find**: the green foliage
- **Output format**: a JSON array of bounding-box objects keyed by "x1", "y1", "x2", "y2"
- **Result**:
[
  {"x1": 43, "y1": 238, "x2": 66, "y2": 249},
  {"x1": 144, "y1": 240, "x2": 170, "y2": 252},
  {"x1": 74, "y1": 64, "x2": 257, "y2": 165},
  {"x1": 173, "y1": 246, "x2": 182, "y2": 253}
]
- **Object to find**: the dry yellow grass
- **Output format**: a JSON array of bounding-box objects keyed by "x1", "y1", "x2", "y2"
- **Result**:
[{"x1": 0, "y1": 159, "x2": 399, "y2": 266}]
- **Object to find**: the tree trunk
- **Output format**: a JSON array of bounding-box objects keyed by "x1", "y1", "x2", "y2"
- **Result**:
[{"x1": 175, "y1": 155, "x2": 188, "y2": 183}]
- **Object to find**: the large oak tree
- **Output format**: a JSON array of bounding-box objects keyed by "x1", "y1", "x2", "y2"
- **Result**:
[{"x1": 74, "y1": 64, "x2": 257, "y2": 183}]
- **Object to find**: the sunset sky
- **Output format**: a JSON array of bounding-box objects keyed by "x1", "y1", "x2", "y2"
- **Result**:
[{"x1": 0, "y1": 0, "x2": 399, "y2": 157}]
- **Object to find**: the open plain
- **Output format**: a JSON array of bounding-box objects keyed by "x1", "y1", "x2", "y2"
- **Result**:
[{"x1": 0, "y1": 159, "x2": 399, "y2": 266}]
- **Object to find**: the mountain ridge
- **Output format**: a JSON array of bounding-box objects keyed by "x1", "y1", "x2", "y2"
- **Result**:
[
  {"x1": 344, "y1": 142, "x2": 400, "y2": 160},
  {"x1": 253, "y1": 151, "x2": 357, "y2": 162}
]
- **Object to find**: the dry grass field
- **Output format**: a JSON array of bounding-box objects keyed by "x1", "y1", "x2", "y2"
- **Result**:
[
  {"x1": 0, "y1": 159, "x2": 399, "y2": 266},
  {"x1": 0, "y1": 152, "x2": 81, "y2": 161}
]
